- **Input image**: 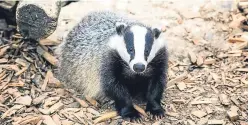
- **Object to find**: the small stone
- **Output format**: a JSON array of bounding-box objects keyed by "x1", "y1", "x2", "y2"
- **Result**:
[
  {"x1": 166, "y1": 112, "x2": 179, "y2": 117},
  {"x1": 191, "y1": 110, "x2": 207, "y2": 118},
  {"x1": 205, "y1": 106, "x2": 213, "y2": 114},
  {"x1": 192, "y1": 38, "x2": 199, "y2": 45},
  {"x1": 219, "y1": 94, "x2": 230, "y2": 106},
  {"x1": 181, "y1": 9, "x2": 201, "y2": 19},
  {"x1": 196, "y1": 55, "x2": 204, "y2": 66},
  {"x1": 152, "y1": 120, "x2": 162, "y2": 125},
  {"x1": 221, "y1": 25, "x2": 229, "y2": 31},
  {"x1": 187, "y1": 119, "x2": 196, "y2": 125},
  {"x1": 240, "y1": 121, "x2": 248, "y2": 125},
  {"x1": 231, "y1": 97, "x2": 240, "y2": 106},
  {"x1": 227, "y1": 106, "x2": 239, "y2": 121},
  {"x1": 230, "y1": 106, "x2": 239, "y2": 111},
  {"x1": 87, "y1": 108, "x2": 100, "y2": 116},
  {"x1": 161, "y1": 26, "x2": 167, "y2": 32},
  {"x1": 61, "y1": 119, "x2": 74, "y2": 125},
  {"x1": 64, "y1": 102, "x2": 80, "y2": 108},
  {"x1": 176, "y1": 82, "x2": 186, "y2": 91},
  {"x1": 204, "y1": 58, "x2": 216, "y2": 65},
  {"x1": 217, "y1": 53, "x2": 228, "y2": 58},
  {"x1": 15, "y1": 95, "x2": 32, "y2": 106},
  {"x1": 42, "y1": 115, "x2": 57, "y2": 125},
  {"x1": 179, "y1": 66, "x2": 184, "y2": 71},
  {"x1": 238, "y1": 97, "x2": 247, "y2": 103},
  {"x1": 197, "y1": 118, "x2": 208, "y2": 125},
  {"x1": 211, "y1": 73, "x2": 221, "y2": 83},
  {"x1": 32, "y1": 94, "x2": 47, "y2": 105},
  {"x1": 197, "y1": 105, "x2": 202, "y2": 109},
  {"x1": 188, "y1": 51, "x2": 197, "y2": 63},
  {"x1": 172, "y1": 99, "x2": 185, "y2": 104},
  {"x1": 208, "y1": 120, "x2": 224, "y2": 125}
]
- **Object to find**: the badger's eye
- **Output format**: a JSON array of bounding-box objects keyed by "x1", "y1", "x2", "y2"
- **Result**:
[
  {"x1": 129, "y1": 47, "x2": 134, "y2": 52},
  {"x1": 145, "y1": 50, "x2": 149, "y2": 56}
]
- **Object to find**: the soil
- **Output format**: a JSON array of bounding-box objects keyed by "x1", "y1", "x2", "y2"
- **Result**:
[{"x1": 0, "y1": 0, "x2": 248, "y2": 125}]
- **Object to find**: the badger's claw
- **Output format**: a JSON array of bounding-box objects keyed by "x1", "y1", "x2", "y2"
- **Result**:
[
  {"x1": 148, "y1": 108, "x2": 165, "y2": 119},
  {"x1": 146, "y1": 105, "x2": 165, "y2": 119},
  {"x1": 120, "y1": 106, "x2": 141, "y2": 121}
]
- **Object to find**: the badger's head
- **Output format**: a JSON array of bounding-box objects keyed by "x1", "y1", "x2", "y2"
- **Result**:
[{"x1": 108, "y1": 22, "x2": 165, "y2": 74}]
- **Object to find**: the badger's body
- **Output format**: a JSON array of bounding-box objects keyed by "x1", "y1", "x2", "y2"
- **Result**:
[{"x1": 56, "y1": 11, "x2": 168, "y2": 119}]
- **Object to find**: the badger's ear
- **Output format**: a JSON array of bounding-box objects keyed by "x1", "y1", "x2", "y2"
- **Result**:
[
  {"x1": 116, "y1": 22, "x2": 127, "y2": 35},
  {"x1": 152, "y1": 28, "x2": 161, "y2": 39}
]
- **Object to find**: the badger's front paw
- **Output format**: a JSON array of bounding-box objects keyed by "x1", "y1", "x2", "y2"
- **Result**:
[
  {"x1": 146, "y1": 104, "x2": 165, "y2": 119},
  {"x1": 120, "y1": 106, "x2": 141, "y2": 121}
]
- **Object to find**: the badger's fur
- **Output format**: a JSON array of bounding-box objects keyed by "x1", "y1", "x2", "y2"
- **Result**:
[{"x1": 56, "y1": 11, "x2": 168, "y2": 119}]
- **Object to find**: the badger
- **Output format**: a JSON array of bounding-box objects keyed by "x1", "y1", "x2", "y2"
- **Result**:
[{"x1": 56, "y1": 11, "x2": 168, "y2": 120}]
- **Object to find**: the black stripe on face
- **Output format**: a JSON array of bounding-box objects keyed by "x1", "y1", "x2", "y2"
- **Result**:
[
  {"x1": 144, "y1": 29, "x2": 154, "y2": 60},
  {"x1": 123, "y1": 28, "x2": 135, "y2": 61}
]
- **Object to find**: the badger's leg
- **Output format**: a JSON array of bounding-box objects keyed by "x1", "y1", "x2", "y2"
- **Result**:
[
  {"x1": 101, "y1": 51, "x2": 141, "y2": 120},
  {"x1": 103, "y1": 80, "x2": 141, "y2": 120},
  {"x1": 145, "y1": 75, "x2": 166, "y2": 118}
]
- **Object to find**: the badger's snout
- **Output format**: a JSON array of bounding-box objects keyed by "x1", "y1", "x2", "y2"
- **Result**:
[{"x1": 133, "y1": 63, "x2": 145, "y2": 73}]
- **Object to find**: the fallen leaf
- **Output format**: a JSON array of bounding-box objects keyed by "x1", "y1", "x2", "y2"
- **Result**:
[
  {"x1": 15, "y1": 58, "x2": 29, "y2": 67},
  {"x1": 1, "y1": 105, "x2": 24, "y2": 119},
  {"x1": 15, "y1": 66, "x2": 28, "y2": 76},
  {"x1": 52, "y1": 114, "x2": 62, "y2": 125},
  {"x1": 196, "y1": 55, "x2": 204, "y2": 66},
  {"x1": 13, "y1": 115, "x2": 41, "y2": 125},
  {"x1": 205, "y1": 106, "x2": 213, "y2": 114},
  {"x1": 219, "y1": 94, "x2": 230, "y2": 106},
  {"x1": 187, "y1": 119, "x2": 196, "y2": 125},
  {"x1": 0, "y1": 65, "x2": 20, "y2": 72},
  {"x1": 207, "y1": 120, "x2": 224, "y2": 125},
  {"x1": 0, "y1": 46, "x2": 9, "y2": 57},
  {"x1": 36, "y1": 46, "x2": 58, "y2": 66},
  {"x1": 210, "y1": 73, "x2": 220, "y2": 83},
  {"x1": 236, "y1": 68, "x2": 248, "y2": 72},
  {"x1": 15, "y1": 95, "x2": 32, "y2": 106},
  {"x1": 240, "y1": 121, "x2": 248, "y2": 125},
  {"x1": 191, "y1": 100, "x2": 212, "y2": 105},
  {"x1": 48, "y1": 77, "x2": 62, "y2": 88},
  {"x1": 228, "y1": 37, "x2": 247, "y2": 43},
  {"x1": 204, "y1": 58, "x2": 216, "y2": 65},
  {"x1": 235, "y1": 41, "x2": 248, "y2": 49},
  {"x1": 168, "y1": 71, "x2": 188, "y2": 86},
  {"x1": 87, "y1": 108, "x2": 100, "y2": 116},
  {"x1": 42, "y1": 115, "x2": 57, "y2": 125},
  {"x1": 43, "y1": 97, "x2": 60, "y2": 109},
  {"x1": 176, "y1": 82, "x2": 186, "y2": 91},
  {"x1": 85, "y1": 97, "x2": 99, "y2": 107},
  {"x1": 72, "y1": 96, "x2": 89, "y2": 107},
  {"x1": 32, "y1": 94, "x2": 47, "y2": 105},
  {"x1": 0, "y1": 58, "x2": 8, "y2": 63},
  {"x1": 191, "y1": 110, "x2": 207, "y2": 118},
  {"x1": 134, "y1": 104, "x2": 148, "y2": 117},
  {"x1": 39, "y1": 101, "x2": 64, "y2": 115},
  {"x1": 41, "y1": 70, "x2": 53, "y2": 91},
  {"x1": 93, "y1": 111, "x2": 118, "y2": 124},
  {"x1": 8, "y1": 81, "x2": 25, "y2": 87},
  {"x1": 39, "y1": 39, "x2": 61, "y2": 46},
  {"x1": 188, "y1": 51, "x2": 197, "y2": 63}
]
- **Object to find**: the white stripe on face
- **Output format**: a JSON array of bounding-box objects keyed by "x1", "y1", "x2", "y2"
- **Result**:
[
  {"x1": 147, "y1": 36, "x2": 165, "y2": 63},
  {"x1": 129, "y1": 25, "x2": 148, "y2": 72},
  {"x1": 108, "y1": 34, "x2": 131, "y2": 63},
  {"x1": 108, "y1": 24, "x2": 165, "y2": 73}
]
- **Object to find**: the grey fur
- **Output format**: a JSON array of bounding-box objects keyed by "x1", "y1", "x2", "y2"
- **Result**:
[{"x1": 55, "y1": 11, "x2": 148, "y2": 99}]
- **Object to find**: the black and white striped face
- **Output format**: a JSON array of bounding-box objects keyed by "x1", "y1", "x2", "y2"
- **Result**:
[{"x1": 108, "y1": 23, "x2": 164, "y2": 73}]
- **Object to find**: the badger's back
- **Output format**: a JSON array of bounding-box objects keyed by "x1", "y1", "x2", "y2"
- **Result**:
[{"x1": 56, "y1": 11, "x2": 138, "y2": 98}]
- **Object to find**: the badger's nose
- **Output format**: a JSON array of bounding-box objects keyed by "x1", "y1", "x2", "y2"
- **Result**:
[{"x1": 133, "y1": 63, "x2": 145, "y2": 73}]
